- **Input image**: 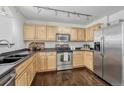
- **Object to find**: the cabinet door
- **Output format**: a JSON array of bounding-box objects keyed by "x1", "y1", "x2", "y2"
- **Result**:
[
  {"x1": 70, "y1": 28, "x2": 78, "y2": 41},
  {"x1": 36, "y1": 52, "x2": 46, "y2": 72},
  {"x1": 47, "y1": 26, "x2": 57, "y2": 41},
  {"x1": 73, "y1": 51, "x2": 83, "y2": 67},
  {"x1": 46, "y1": 52, "x2": 56, "y2": 70},
  {"x1": 85, "y1": 24, "x2": 101, "y2": 41},
  {"x1": 16, "y1": 71, "x2": 28, "y2": 86},
  {"x1": 77, "y1": 28, "x2": 85, "y2": 41},
  {"x1": 85, "y1": 28, "x2": 93, "y2": 41},
  {"x1": 23, "y1": 24, "x2": 36, "y2": 40},
  {"x1": 27, "y1": 62, "x2": 34, "y2": 85},
  {"x1": 84, "y1": 51, "x2": 93, "y2": 71},
  {"x1": 62, "y1": 27, "x2": 71, "y2": 34},
  {"x1": 36, "y1": 25, "x2": 47, "y2": 40}
]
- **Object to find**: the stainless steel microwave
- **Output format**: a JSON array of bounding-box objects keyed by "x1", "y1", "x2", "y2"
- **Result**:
[{"x1": 56, "y1": 34, "x2": 70, "y2": 42}]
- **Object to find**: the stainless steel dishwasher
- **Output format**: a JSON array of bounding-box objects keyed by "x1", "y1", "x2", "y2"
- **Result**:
[{"x1": 0, "y1": 70, "x2": 15, "y2": 86}]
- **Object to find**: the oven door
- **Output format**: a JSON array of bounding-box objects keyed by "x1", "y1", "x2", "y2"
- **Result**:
[{"x1": 57, "y1": 52, "x2": 72, "y2": 66}]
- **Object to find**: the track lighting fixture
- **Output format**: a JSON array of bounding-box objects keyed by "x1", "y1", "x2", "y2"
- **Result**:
[{"x1": 34, "y1": 6, "x2": 92, "y2": 20}]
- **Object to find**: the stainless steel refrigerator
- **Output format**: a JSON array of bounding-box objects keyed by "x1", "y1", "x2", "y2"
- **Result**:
[{"x1": 94, "y1": 22, "x2": 123, "y2": 85}]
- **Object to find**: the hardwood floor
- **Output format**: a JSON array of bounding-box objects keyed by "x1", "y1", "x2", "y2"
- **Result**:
[{"x1": 31, "y1": 68, "x2": 109, "y2": 86}]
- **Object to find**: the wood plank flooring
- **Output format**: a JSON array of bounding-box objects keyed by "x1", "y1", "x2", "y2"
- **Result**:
[{"x1": 31, "y1": 68, "x2": 109, "y2": 86}]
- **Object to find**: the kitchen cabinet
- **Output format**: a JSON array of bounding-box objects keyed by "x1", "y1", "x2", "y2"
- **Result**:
[
  {"x1": 73, "y1": 51, "x2": 84, "y2": 68},
  {"x1": 46, "y1": 52, "x2": 56, "y2": 71},
  {"x1": 84, "y1": 51, "x2": 93, "y2": 71},
  {"x1": 23, "y1": 24, "x2": 36, "y2": 40},
  {"x1": 36, "y1": 52, "x2": 56, "y2": 72},
  {"x1": 77, "y1": 28, "x2": 85, "y2": 41},
  {"x1": 15, "y1": 54, "x2": 36, "y2": 86},
  {"x1": 36, "y1": 52, "x2": 46, "y2": 72},
  {"x1": 70, "y1": 28, "x2": 78, "y2": 41},
  {"x1": 47, "y1": 26, "x2": 57, "y2": 41},
  {"x1": 85, "y1": 27, "x2": 94, "y2": 41},
  {"x1": 27, "y1": 62, "x2": 34, "y2": 85},
  {"x1": 61, "y1": 27, "x2": 71, "y2": 34},
  {"x1": 35, "y1": 24, "x2": 47, "y2": 41},
  {"x1": 16, "y1": 70, "x2": 28, "y2": 86},
  {"x1": 85, "y1": 23, "x2": 101, "y2": 41}
]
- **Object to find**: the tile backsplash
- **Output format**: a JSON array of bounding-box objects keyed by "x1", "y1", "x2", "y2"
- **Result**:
[{"x1": 45, "y1": 42, "x2": 94, "y2": 49}]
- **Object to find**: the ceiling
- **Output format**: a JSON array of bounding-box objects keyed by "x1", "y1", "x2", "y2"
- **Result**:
[{"x1": 16, "y1": 6, "x2": 124, "y2": 25}]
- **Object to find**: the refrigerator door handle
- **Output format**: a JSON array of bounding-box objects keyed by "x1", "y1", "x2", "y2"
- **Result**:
[{"x1": 100, "y1": 36, "x2": 104, "y2": 57}]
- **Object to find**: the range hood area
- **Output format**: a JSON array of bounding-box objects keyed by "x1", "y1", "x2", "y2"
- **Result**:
[{"x1": 0, "y1": 6, "x2": 124, "y2": 87}]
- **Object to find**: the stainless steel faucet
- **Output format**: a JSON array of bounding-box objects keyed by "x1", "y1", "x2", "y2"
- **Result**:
[{"x1": 0, "y1": 40, "x2": 11, "y2": 48}]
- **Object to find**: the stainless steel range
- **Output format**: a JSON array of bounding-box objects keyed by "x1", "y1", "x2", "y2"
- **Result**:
[
  {"x1": 57, "y1": 50, "x2": 72, "y2": 70},
  {"x1": 56, "y1": 35, "x2": 72, "y2": 70}
]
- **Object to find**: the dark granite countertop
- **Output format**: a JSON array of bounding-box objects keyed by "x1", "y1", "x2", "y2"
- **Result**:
[
  {"x1": 0, "y1": 50, "x2": 35, "y2": 79},
  {"x1": 0, "y1": 48, "x2": 94, "y2": 79}
]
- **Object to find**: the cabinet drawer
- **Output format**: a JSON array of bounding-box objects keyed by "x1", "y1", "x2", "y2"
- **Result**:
[
  {"x1": 16, "y1": 56, "x2": 33, "y2": 78},
  {"x1": 85, "y1": 51, "x2": 93, "y2": 55},
  {"x1": 46, "y1": 52, "x2": 56, "y2": 55},
  {"x1": 38, "y1": 52, "x2": 46, "y2": 56},
  {"x1": 73, "y1": 51, "x2": 83, "y2": 55}
]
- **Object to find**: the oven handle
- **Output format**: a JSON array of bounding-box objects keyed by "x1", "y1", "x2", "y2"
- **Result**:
[{"x1": 4, "y1": 74, "x2": 15, "y2": 86}]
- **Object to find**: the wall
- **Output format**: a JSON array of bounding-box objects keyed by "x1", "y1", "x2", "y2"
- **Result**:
[
  {"x1": 25, "y1": 20, "x2": 85, "y2": 28},
  {"x1": 86, "y1": 9, "x2": 124, "y2": 27},
  {"x1": 0, "y1": 7, "x2": 25, "y2": 54}
]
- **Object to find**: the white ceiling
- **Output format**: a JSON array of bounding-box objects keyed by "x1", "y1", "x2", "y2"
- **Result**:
[{"x1": 16, "y1": 6, "x2": 124, "y2": 25}]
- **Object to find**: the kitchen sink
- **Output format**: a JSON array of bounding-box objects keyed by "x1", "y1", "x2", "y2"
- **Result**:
[
  {"x1": 9, "y1": 54, "x2": 28, "y2": 57},
  {"x1": 0, "y1": 57, "x2": 22, "y2": 64}
]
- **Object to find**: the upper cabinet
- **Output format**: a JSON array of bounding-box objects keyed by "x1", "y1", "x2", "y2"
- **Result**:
[
  {"x1": 85, "y1": 23, "x2": 101, "y2": 41},
  {"x1": 85, "y1": 27, "x2": 94, "y2": 41},
  {"x1": 77, "y1": 28, "x2": 85, "y2": 41},
  {"x1": 47, "y1": 26, "x2": 57, "y2": 41},
  {"x1": 23, "y1": 23, "x2": 101, "y2": 42},
  {"x1": 23, "y1": 24, "x2": 36, "y2": 40},
  {"x1": 35, "y1": 25, "x2": 47, "y2": 41},
  {"x1": 70, "y1": 28, "x2": 78, "y2": 41}
]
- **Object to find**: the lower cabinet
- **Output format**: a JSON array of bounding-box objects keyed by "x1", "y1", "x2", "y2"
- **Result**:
[
  {"x1": 27, "y1": 62, "x2": 34, "y2": 85},
  {"x1": 84, "y1": 51, "x2": 93, "y2": 71},
  {"x1": 36, "y1": 52, "x2": 56, "y2": 72},
  {"x1": 15, "y1": 54, "x2": 36, "y2": 86},
  {"x1": 16, "y1": 70, "x2": 28, "y2": 86},
  {"x1": 73, "y1": 51, "x2": 84, "y2": 68},
  {"x1": 15, "y1": 51, "x2": 93, "y2": 86},
  {"x1": 46, "y1": 52, "x2": 56, "y2": 71},
  {"x1": 36, "y1": 52, "x2": 46, "y2": 72}
]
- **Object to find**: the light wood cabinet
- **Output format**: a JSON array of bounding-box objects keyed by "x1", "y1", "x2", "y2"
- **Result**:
[
  {"x1": 85, "y1": 28, "x2": 94, "y2": 41},
  {"x1": 84, "y1": 51, "x2": 93, "y2": 71},
  {"x1": 27, "y1": 62, "x2": 34, "y2": 85},
  {"x1": 36, "y1": 52, "x2": 56, "y2": 72},
  {"x1": 47, "y1": 26, "x2": 57, "y2": 41},
  {"x1": 16, "y1": 70, "x2": 28, "y2": 86},
  {"x1": 36, "y1": 52, "x2": 46, "y2": 72},
  {"x1": 15, "y1": 54, "x2": 36, "y2": 86},
  {"x1": 77, "y1": 28, "x2": 85, "y2": 41},
  {"x1": 85, "y1": 23, "x2": 101, "y2": 41},
  {"x1": 73, "y1": 51, "x2": 84, "y2": 68},
  {"x1": 70, "y1": 28, "x2": 78, "y2": 41},
  {"x1": 35, "y1": 25, "x2": 47, "y2": 41},
  {"x1": 46, "y1": 52, "x2": 56, "y2": 71},
  {"x1": 23, "y1": 24, "x2": 36, "y2": 40}
]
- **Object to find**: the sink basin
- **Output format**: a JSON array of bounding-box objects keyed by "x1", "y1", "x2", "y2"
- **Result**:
[
  {"x1": 9, "y1": 54, "x2": 28, "y2": 57},
  {"x1": 0, "y1": 57, "x2": 21, "y2": 64}
]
